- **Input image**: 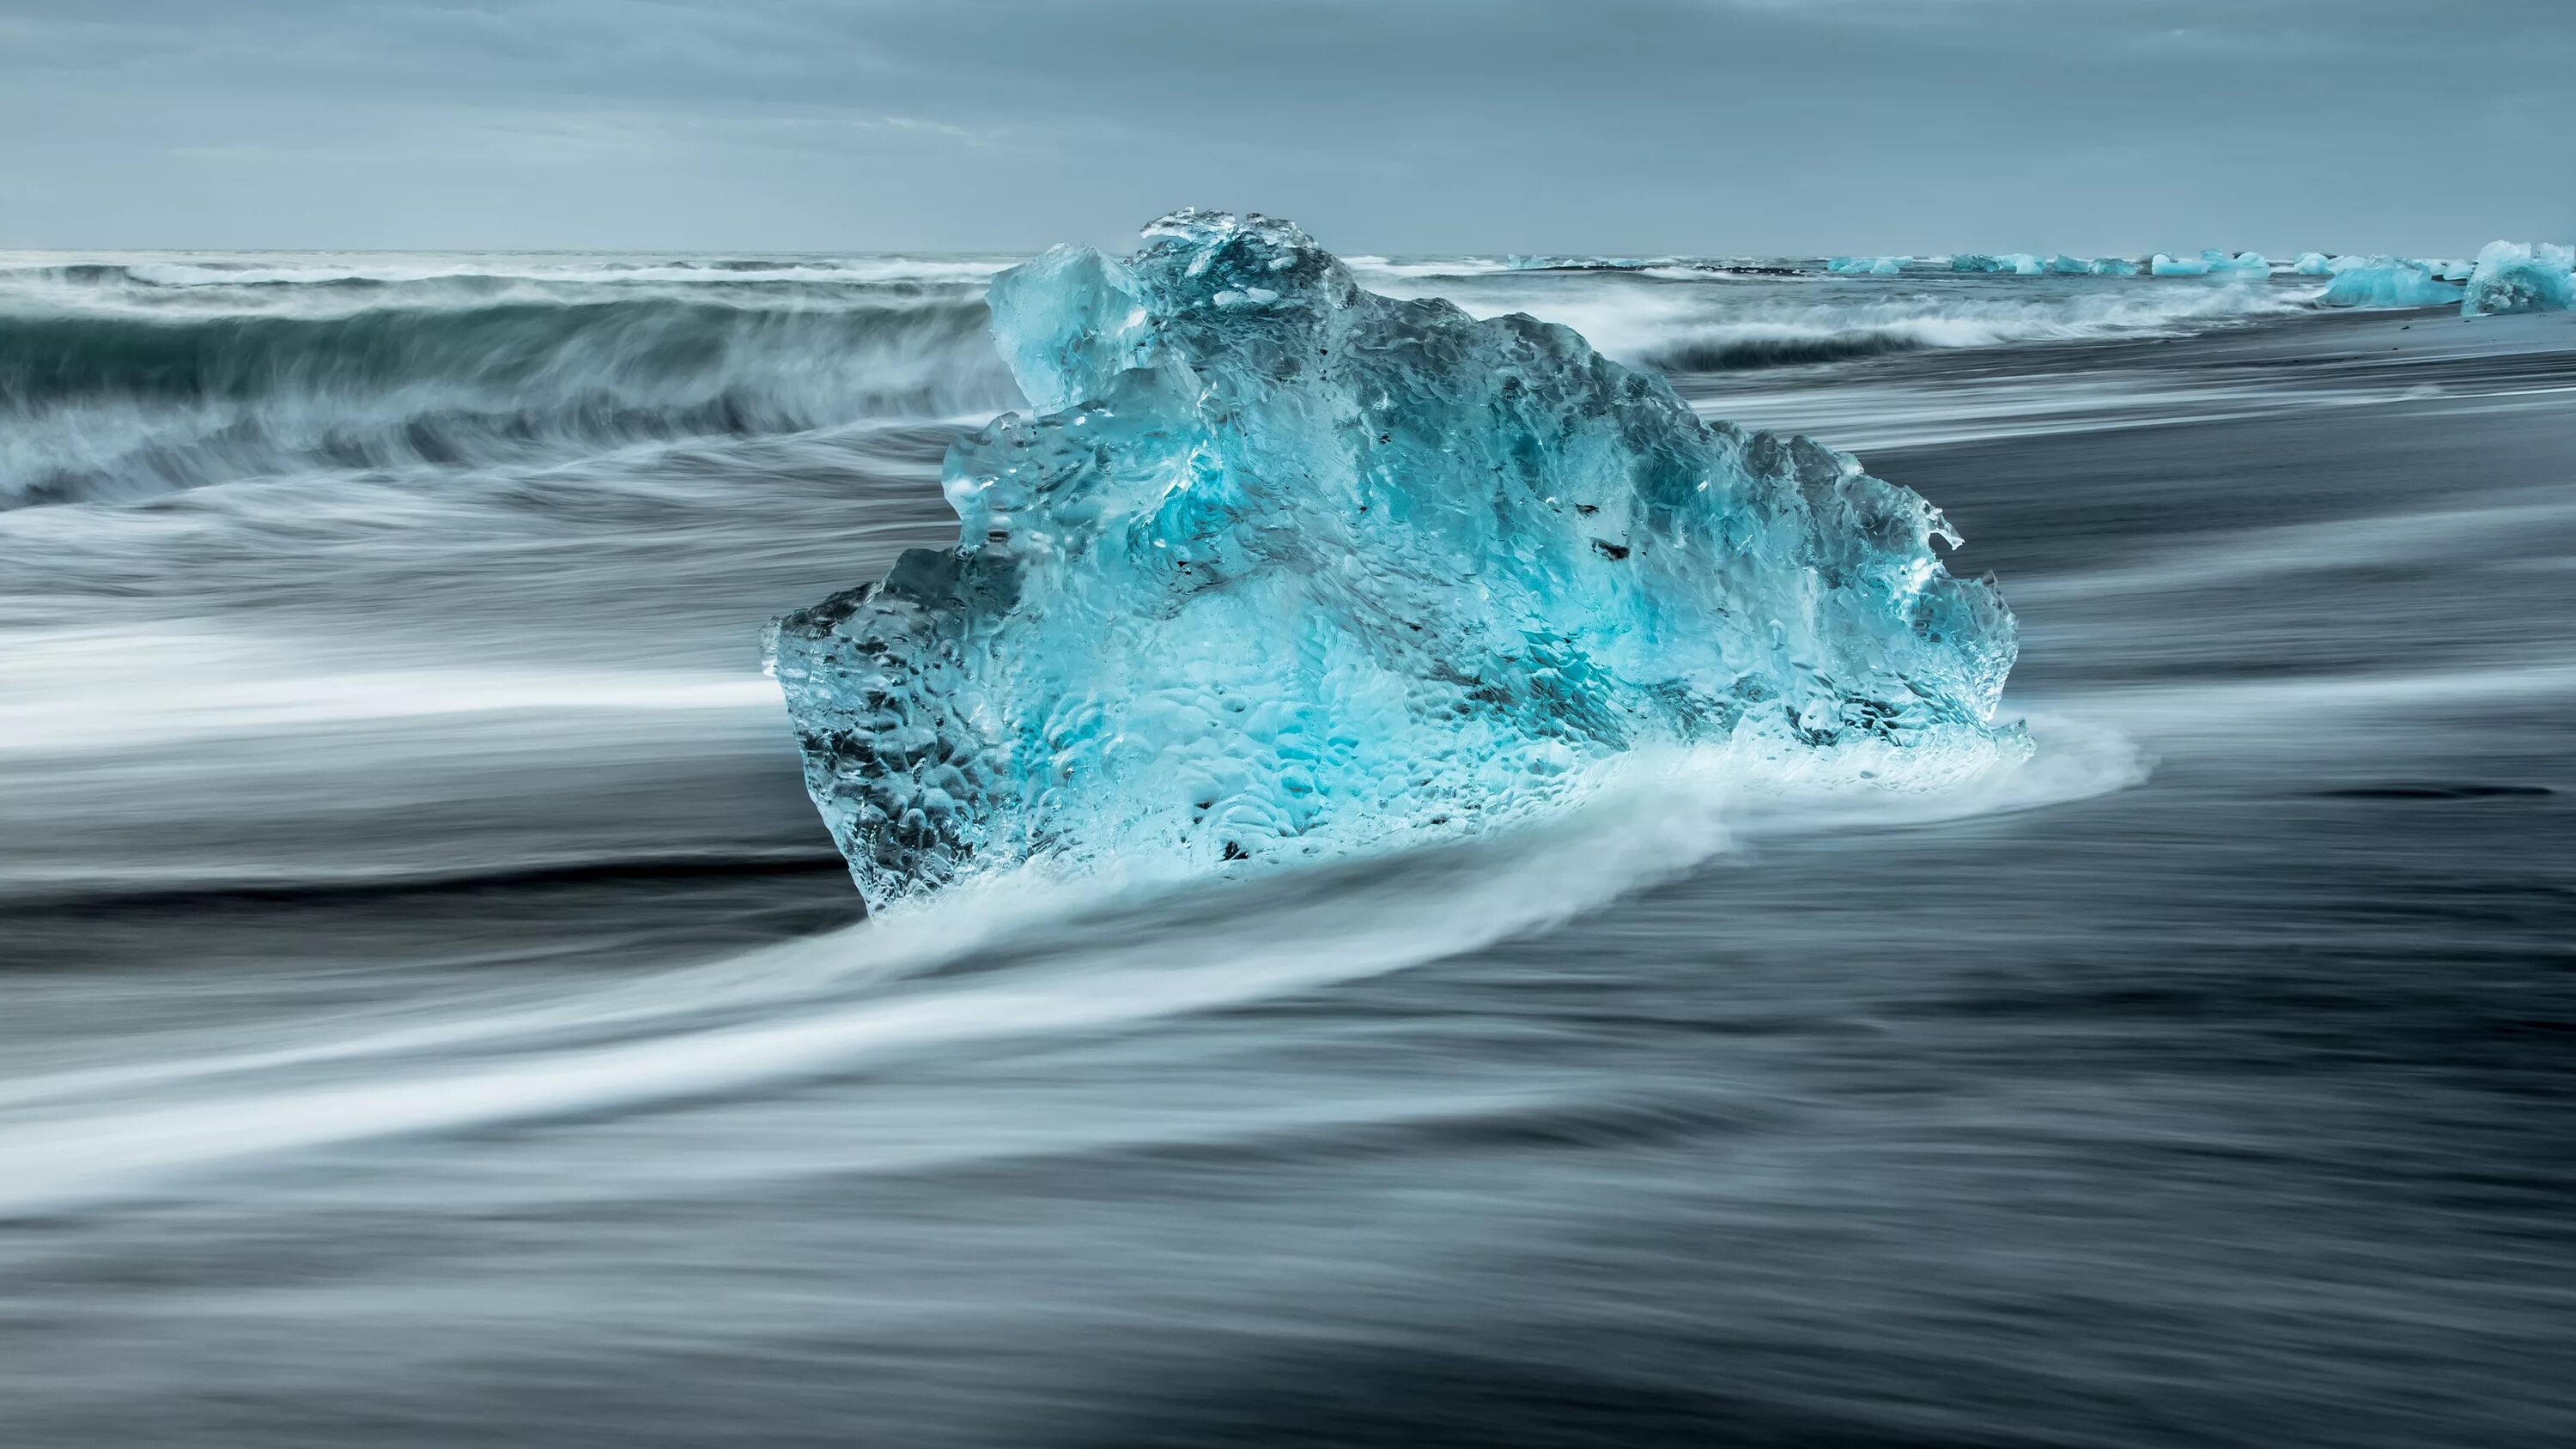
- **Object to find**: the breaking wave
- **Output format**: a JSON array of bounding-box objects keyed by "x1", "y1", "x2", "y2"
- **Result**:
[
  {"x1": 1, "y1": 246, "x2": 2317, "y2": 509},
  {"x1": 1361, "y1": 273, "x2": 2312, "y2": 374},
  {"x1": 0, "y1": 288, "x2": 1021, "y2": 506}
]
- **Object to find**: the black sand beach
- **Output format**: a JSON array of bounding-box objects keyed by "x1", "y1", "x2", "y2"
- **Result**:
[{"x1": 4, "y1": 305, "x2": 2572, "y2": 1447}]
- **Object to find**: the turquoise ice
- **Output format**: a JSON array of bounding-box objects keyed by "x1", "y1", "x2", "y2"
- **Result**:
[
  {"x1": 2153, "y1": 250, "x2": 2265, "y2": 277},
  {"x1": 769, "y1": 212, "x2": 2026, "y2": 905},
  {"x1": 2317, "y1": 258, "x2": 2465, "y2": 309},
  {"x1": 2461, "y1": 241, "x2": 2575, "y2": 317}
]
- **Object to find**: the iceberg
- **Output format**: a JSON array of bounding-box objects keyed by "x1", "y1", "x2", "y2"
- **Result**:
[
  {"x1": 2090, "y1": 258, "x2": 2141, "y2": 277},
  {"x1": 1947, "y1": 253, "x2": 2043, "y2": 276},
  {"x1": 2316, "y1": 258, "x2": 2465, "y2": 309},
  {"x1": 2460, "y1": 240, "x2": 2575, "y2": 317},
  {"x1": 1826, "y1": 256, "x2": 1906, "y2": 275},
  {"x1": 768, "y1": 210, "x2": 2026, "y2": 905},
  {"x1": 2293, "y1": 252, "x2": 2336, "y2": 277},
  {"x1": 2045, "y1": 255, "x2": 2092, "y2": 276},
  {"x1": 2152, "y1": 250, "x2": 2266, "y2": 278}
]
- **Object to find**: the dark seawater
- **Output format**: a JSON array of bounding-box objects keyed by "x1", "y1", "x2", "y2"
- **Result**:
[{"x1": 2, "y1": 252, "x2": 2572, "y2": 1447}]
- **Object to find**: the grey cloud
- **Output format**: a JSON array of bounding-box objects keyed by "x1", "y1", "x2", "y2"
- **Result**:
[{"x1": 0, "y1": 0, "x2": 2566, "y2": 252}]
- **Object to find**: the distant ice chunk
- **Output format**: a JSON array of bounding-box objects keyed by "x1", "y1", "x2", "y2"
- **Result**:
[
  {"x1": 2460, "y1": 240, "x2": 2575, "y2": 317},
  {"x1": 2293, "y1": 252, "x2": 2336, "y2": 276},
  {"x1": 2089, "y1": 258, "x2": 2141, "y2": 276},
  {"x1": 1947, "y1": 253, "x2": 2043, "y2": 276},
  {"x1": 1826, "y1": 256, "x2": 1907, "y2": 275},
  {"x1": 2153, "y1": 251, "x2": 2266, "y2": 278},
  {"x1": 2316, "y1": 258, "x2": 2465, "y2": 309},
  {"x1": 769, "y1": 210, "x2": 2027, "y2": 904}
]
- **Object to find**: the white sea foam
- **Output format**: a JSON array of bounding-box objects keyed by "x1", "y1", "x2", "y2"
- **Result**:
[
  {"x1": 0, "y1": 247, "x2": 2324, "y2": 509},
  {"x1": 1375, "y1": 276, "x2": 2309, "y2": 370},
  {"x1": 0, "y1": 711, "x2": 2136, "y2": 1216}
]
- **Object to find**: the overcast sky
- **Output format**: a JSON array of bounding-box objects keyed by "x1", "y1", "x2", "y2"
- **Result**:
[{"x1": 1, "y1": 0, "x2": 2566, "y2": 256}]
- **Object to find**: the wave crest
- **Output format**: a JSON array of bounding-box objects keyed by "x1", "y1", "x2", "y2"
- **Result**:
[{"x1": 0, "y1": 291, "x2": 1020, "y2": 506}]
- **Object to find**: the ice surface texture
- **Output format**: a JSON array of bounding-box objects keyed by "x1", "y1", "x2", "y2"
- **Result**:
[
  {"x1": 2461, "y1": 241, "x2": 2575, "y2": 317},
  {"x1": 769, "y1": 211, "x2": 2025, "y2": 905}
]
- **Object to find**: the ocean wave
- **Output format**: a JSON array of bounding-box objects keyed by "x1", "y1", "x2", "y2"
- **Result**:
[
  {"x1": 0, "y1": 252, "x2": 1020, "y2": 292},
  {"x1": 1341, "y1": 255, "x2": 1518, "y2": 280},
  {"x1": 0, "y1": 246, "x2": 2324, "y2": 509},
  {"x1": 1416, "y1": 285, "x2": 2312, "y2": 373},
  {"x1": 0, "y1": 292, "x2": 1020, "y2": 506}
]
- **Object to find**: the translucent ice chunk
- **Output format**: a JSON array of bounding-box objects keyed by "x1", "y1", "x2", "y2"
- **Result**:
[
  {"x1": 2460, "y1": 240, "x2": 2575, "y2": 317},
  {"x1": 769, "y1": 211, "x2": 2026, "y2": 904},
  {"x1": 1947, "y1": 253, "x2": 2046, "y2": 274},
  {"x1": 2316, "y1": 258, "x2": 2465, "y2": 309}
]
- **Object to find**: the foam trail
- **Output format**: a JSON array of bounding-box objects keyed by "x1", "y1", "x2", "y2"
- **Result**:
[
  {"x1": 1361, "y1": 277, "x2": 2310, "y2": 372},
  {"x1": 0, "y1": 719, "x2": 2137, "y2": 1216},
  {"x1": 0, "y1": 293, "x2": 1020, "y2": 506}
]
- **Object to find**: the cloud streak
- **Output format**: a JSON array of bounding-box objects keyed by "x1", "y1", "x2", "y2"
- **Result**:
[{"x1": 0, "y1": 0, "x2": 2566, "y2": 252}]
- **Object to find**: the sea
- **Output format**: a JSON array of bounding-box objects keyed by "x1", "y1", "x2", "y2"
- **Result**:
[{"x1": 2, "y1": 246, "x2": 2570, "y2": 1447}]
